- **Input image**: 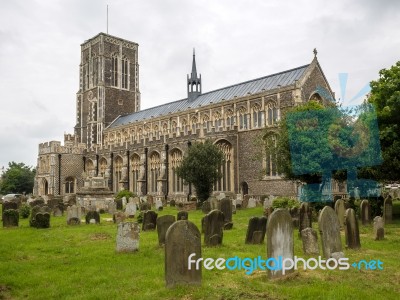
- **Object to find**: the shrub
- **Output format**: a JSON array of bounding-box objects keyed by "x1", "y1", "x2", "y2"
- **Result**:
[
  {"x1": 115, "y1": 190, "x2": 136, "y2": 200},
  {"x1": 272, "y1": 197, "x2": 300, "y2": 209},
  {"x1": 19, "y1": 204, "x2": 31, "y2": 219}
]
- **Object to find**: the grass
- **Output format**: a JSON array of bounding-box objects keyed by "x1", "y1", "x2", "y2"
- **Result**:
[{"x1": 1, "y1": 206, "x2": 399, "y2": 300}]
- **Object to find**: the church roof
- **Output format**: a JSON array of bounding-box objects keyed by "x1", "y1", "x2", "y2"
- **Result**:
[{"x1": 109, "y1": 64, "x2": 309, "y2": 128}]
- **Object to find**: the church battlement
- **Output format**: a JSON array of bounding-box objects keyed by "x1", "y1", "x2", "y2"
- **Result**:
[{"x1": 38, "y1": 139, "x2": 85, "y2": 155}]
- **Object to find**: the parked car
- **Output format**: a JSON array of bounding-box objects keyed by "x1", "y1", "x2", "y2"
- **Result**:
[{"x1": 1, "y1": 194, "x2": 22, "y2": 203}]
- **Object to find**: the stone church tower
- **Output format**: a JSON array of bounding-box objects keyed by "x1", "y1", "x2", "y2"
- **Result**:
[{"x1": 74, "y1": 33, "x2": 140, "y2": 148}]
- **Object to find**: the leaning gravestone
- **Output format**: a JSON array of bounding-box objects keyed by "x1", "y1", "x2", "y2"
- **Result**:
[
  {"x1": 344, "y1": 208, "x2": 361, "y2": 249},
  {"x1": 177, "y1": 211, "x2": 188, "y2": 220},
  {"x1": 299, "y1": 202, "x2": 312, "y2": 235},
  {"x1": 266, "y1": 209, "x2": 294, "y2": 278},
  {"x1": 85, "y1": 211, "x2": 100, "y2": 224},
  {"x1": 202, "y1": 209, "x2": 225, "y2": 246},
  {"x1": 334, "y1": 199, "x2": 346, "y2": 229},
  {"x1": 125, "y1": 202, "x2": 137, "y2": 218},
  {"x1": 318, "y1": 206, "x2": 343, "y2": 259},
  {"x1": 165, "y1": 220, "x2": 201, "y2": 288},
  {"x1": 142, "y1": 210, "x2": 158, "y2": 231},
  {"x1": 220, "y1": 198, "x2": 232, "y2": 225},
  {"x1": 157, "y1": 215, "x2": 176, "y2": 246},
  {"x1": 2, "y1": 209, "x2": 19, "y2": 227},
  {"x1": 245, "y1": 216, "x2": 267, "y2": 244},
  {"x1": 201, "y1": 200, "x2": 211, "y2": 214},
  {"x1": 383, "y1": 198, "x2": 393, "y2": 224},
  {"x1": 301, "y1": 227, "x2": 319, "y2": 255},
  {"x1": 373, "y1": 216, "x2": 384, "y2": 240},
  {"x1": 116, "y1": 222, "x2": 140, "y2": 252},
  {"x1": 67, "y1": 205, "x2": 81, "y2": 225},
  {"x1": 360, "y1": 200, "x2": 371, "y2": 225}
]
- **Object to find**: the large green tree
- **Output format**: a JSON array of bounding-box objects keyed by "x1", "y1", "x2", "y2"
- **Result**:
[
  {"x1": 0, "y1": 162, "x2": 36, "y2": 194},
  {"x1": 368, "y1": 61, "x2": 400, "y2": 181},
  {"x1": 176, "y1": 139, "x2": 224, "y2": 203}
]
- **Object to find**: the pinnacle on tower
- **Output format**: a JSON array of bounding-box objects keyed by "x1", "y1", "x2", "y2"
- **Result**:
[{"x1": 187, "y1": 49, "x2": 202, "y2": 101}]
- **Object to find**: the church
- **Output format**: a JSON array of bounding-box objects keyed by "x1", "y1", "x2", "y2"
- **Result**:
[{"x1": 33, "y1": 32, "x2": 339, "y2": 204}]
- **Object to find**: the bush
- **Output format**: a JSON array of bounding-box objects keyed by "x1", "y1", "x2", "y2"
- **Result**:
[
  {"x1": 272, "y1": 197, "x2": 300, "y2": 209},
  {"x1": 115, "y1": 190, "x2": 136, "y2": 200},
  {"x1": 19, "y1": 204, "x2": 31, "y2": 219},
  {"x1": 137, "y1": 212, "x2": 143, "y2": 224}
]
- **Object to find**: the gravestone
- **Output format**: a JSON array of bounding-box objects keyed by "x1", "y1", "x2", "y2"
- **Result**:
[
  {"x1": 232, "y1": 199, "x2": 237, "y2": 214},
  {"x1": 220, "y1": 198, "x2": 232, "y2": 225},
  {"x1": 318, "y1": 206, "x2": 343, "y2": 259},
  {"x1": 242, "y1": 195, "x2": 250, "y2": 208},
  {"x1": 360, "y1": 200, "x2": 370, "y2": 225},
  {"x1": 115, "y1": 199, "x2": 123, "y2": 210},
  {"x1": 113, "y1": 211, "x2": 126, "y2": 224},
  {"x1": 245, "y1": 216, "x2": 267, "y2": 244},
  {"x1": 247, "y1": 197, "x2": 256, "y2": 208},
  {"x1": 116, "y1": 222, "x2": 140, "y2": 252},
  {"x1": 67, "y1": 205, "x2": 81, "y2": 225},
  {"x1": 157, "y1": 215, "x2": 176, "y2": 246},
  {"x1": 2, "y1": 209, "x2": 19, "y2": 227},
  {"x1": 165, "y1": 220, "x2": 202, "y2": 288},
  {"x1": 85, "y1": 211, "x2": 100, "y2": 224},
  {"x1": 30, "y1": 198, "x2": 45, "y2": 208},
  {"x1": 108, "y1": 202, "x2": 117, "y2": 214},
  {"x1": 344, "y1": 208, "x2": 361, "y2": 249},
  {"x1": 35, "y1": 212, "x2": 51, "y2": 228},
  {"x1": 146, "y1": 195, "x2": 154, "y2": 207},
  {"x1": 140, "y1": 202, "x2": 150, "y2": 211},
  {"x1": 334, "y1": 199, "x2": 346, "y2": 229},
  {"x1": 142, "y1": 210, "x2": 158, "y2": 231},
  {"x1": 383, "y1": 198, "x2": 392, "y2": 224},
  {"x1": 53, "y1": 205, "x2": 63, "y2": 217},
  {"x1": 122, "y1": 197, "x2": 127, "y2": 207},
  {"x1": 209, "y1": 197, "x2": 219, "y2": 210},
  {"x1": 266, "y1": 209, "x2": 294, "y2": 278},
  {"x1": 169, "y1": 199, "x2": 176, "y2": 207},
  {"x1": 202, "y1": 209, "x2": 225, "y2": 246},
  {"x1": 299, "y1": 202, "x2": 312, "y2": 236},
  {"x1": 125, "y1": 202, "x2": 137, "y2": 218},
  {"x1": 132, "y1": 197, "x2": 140, "y2": 205},
  {"x1": 155, "y1": 199, "x2": 163, "y2": 211},
  {"x1": 201, "y1": 200, "x2": 211, "y2": 214},
  {"x1": 30, "y1": 205, "x2": 50, "y2": 227},
  {"x1": 290, "y1": 207, "x2": 299, "y2": 228},
  {"x1": 177, "y1": 211, "x2": 188, "y2": 220},
  {"x1": 2, "y1": 201, "x2": 18, "y2": 211},
  {"x1": 301, "y1": 227, "x2": 319, "y2": 255},
  {"x1": 373, "y1": 216, "x2": 384, "y2": 240}
]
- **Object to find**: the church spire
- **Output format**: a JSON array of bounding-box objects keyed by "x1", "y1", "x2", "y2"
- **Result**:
[{"x1": 187, "y1": 49, "x2": 201, "y2": 101}]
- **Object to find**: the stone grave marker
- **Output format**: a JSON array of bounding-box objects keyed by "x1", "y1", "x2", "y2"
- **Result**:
[
  {"x1": 122, "y1": 196, "x2": 127, "y2": 207},
  {"x1": 67, "y1": 205, "x2": 81, "y2": 225},
  {"x1": 202, "y1": 209, "x2": 225, "y2": 246},
  {"x1": 209, "y1": 197, "x2": 219, "y2": 210},
  {"x1": 334, "y1": 199, "x2": 346, "y2": 229},
  {"x1": 169, "y1": 199, "x2": 176, "y2": 207},
  {"x1": 360, "y1": 200, "x2": 371, "y2": 225},
  {"x1": 384, "y1": 198, "x2": 392, "y2": 224},
  {"x1": 35, "y1": 212, "x2": 51, "y2": 228},
  {"x1": 201, "y1": 200, "x2": 211, "y2": 214},
  {"x1": 125, "y1": 202, "x2": 137, "y2": 218},
  {"x1": 115, "y1": 199, "x2": 123, "y2": 210},
  {"x1": 232, "y1": 199, "x2": 236, "y2": 214},
  {"x1": 142, "y1": 210, "x2": 158, "y2": 231},
  {"x1": 373, "y1": 216, "x2": 384, "y2": 240},
  {"x1": 146, "y1": 195, "x2": 154, "y2": 207},
  {"x1": 245, "y1": 216, "x2": 267, "y2": 244},
  {"x1": 157, "y1": 215, "x2": 176, "y2": 246},
  {"x1": 2, "y1": 209, "x2": 19, "y2": 227},
  {"x1": 344, "y1": 208, "x2": 361, "y2": 249},
  {"x1": 247, "y1": 197, "x2": 256, "y2": 208},
  {"x1": 242, "y1": 195, "x2": 250, "y2": 208},
  {"x1": 165, "y1": 220, "x2": 201, "y2": 288},
  {"x1": 108, "y1": 202, "x2": 117, "y2": 214},
  {"x1": 266, "y1": 209, "x2": 294, "y2": 278},
  {"x1": 85, "y1": 211, "x2": 100, "y2": 224},
  {"x1": 299, "y1": 202, "x2": 312, "y2": 235},
  {"x1": 113, "y1": 211, "x2": 126, "y2": 224},
  {"x1": 140, "y1": 202, "x2": 150, "y2": 211},
  {"x1": 220, "y1": 198, "x2": 233, "y2": 228},
  {"x1": 155, "y1": 199, "x2": 163, "y2": 211},
  {"x1": 318, "y1": 206, "x2": 343, "y2": 259},
  {"x1": 116, "y1": 222, "x2": 140, "y2": 252},
  {"x1": 177, "y1": 211, "x2": 188, "y2": 220},
  {"x1": 301, "y1": 227, "x2": 319, "y2": 255},
  {"x1": 53, "y1": 205, "x2": 63, "y2": 217}
]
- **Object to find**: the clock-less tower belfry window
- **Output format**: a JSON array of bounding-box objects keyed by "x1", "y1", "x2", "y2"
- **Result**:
[{"x1": 74, "y1": 33, "x2": 140, "y2": 148}]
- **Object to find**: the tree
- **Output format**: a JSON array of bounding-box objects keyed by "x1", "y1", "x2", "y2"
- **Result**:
[
  {"x1": 0, "y1": 162, "x2": 36, "y2": 194},
  {"x1": 176, "y1": 140, "x2": 224, "y2": 203},
  {"x1": 368, "y1": 61, "x2": 400, "y2": 181}
]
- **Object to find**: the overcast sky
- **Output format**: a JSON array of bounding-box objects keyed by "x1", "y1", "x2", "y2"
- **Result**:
[{"x1": 0, "y1": 0, "x2": 399, "y2": 170}]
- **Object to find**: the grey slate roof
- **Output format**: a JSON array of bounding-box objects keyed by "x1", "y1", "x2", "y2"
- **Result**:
[{"x1": 109, "y1": 64, "x2": 310, "y2": 128}]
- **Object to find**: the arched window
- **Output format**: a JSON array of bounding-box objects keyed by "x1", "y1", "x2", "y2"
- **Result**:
[
  {"x1": 65, "y1": 177, "x2": 75, "y2": 194},
  {"x1": 130, "y1": 154, "x2": 140, "y2": 194},
  {"x1": 114, "y1": 156, "x2": 123, "y2": 191},
  {"x1": 264, "y1": 133, "x2": 279, "y2": 177},
  {"x1": 121, "y1": 56, "x2": 129, "y2": 89},
  {"x1": 86, "y1": 159, "x2": 95, "y2": 177},
  {"x1": 215, "y1": 140, "x2": 233, "y2": 192},
  {"x1": 99, "y1": 157, "x2": 108, "y2": 177},
  {"x1": 42, "y1": 178, "x2": 49, "y2": 195},
  {"x1": 252, "y1": 103, "x2": 264, "y2": 128},
  {"x1": 266, "y1": 102, "x2": 279, "y2": 126},
  {"x1": 191, "y1": 116, "x2": 198, "y2": 132},
  {"x1": 149, "y1": 152, "x2": 161, "y2": 193},
  {"x1": 170, "y1": 149, "x2": 184, "y2": 193},
  {"x1": 111, "y1": 55, "x2": 118, "y2": 87},
  {"x1": 238, "y1": 107, "x2": 249, "y2": 130}
]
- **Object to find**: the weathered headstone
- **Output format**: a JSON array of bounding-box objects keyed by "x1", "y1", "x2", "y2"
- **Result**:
[
  {"x1": 140, "y1": 202, "x2": 150, "y2": 211},
  {"x1": 247, "y1": 197, "x2": 256, "y2": 208},
  {"x1": 177, "y1": 211, "x2": 188, "y2": 220},
  {"x1": 165, "y1": 220, "x2": 202, "y2": 288},
  {"x1": 146, "y1": 195, "x2": 154, "y2": 207},
  {"x1": 290, "y1": 207, "x2": 299, "y2": 228},
  {"x1": 169, "y1": 199, "x2": 176, "y2": 207},
  {"x1": 318, "y1": 206, "x2": 343, "y2": 259},
  {"x1": 299, "y1": 202, "x2": 312, "y2": 235},
  {"x1": 142, "y1": 210, "x2": 158, "y2": 231},
  {"x1": 266, "y1": 209, "x2": 294, "y2": 278},
  {"x1": 201, "y1": 200, "x2": 211, "y2": 214},
  {"x1": 2, "y1": 209, "x2": 19, "y2": 227},
  {"x1": 209, "y1": 197, "x2": 219, "y2": 210},
  {"x1": 35, "y1": 212, "x2": 50, "y2": 228},
  {"x1": 155, "y1": 199, "x2": 163, "y2": 211},
  {"x1": 373, "y1": 216, "x2": 384, "y2": 240},
  {"x1": 232, "y1": 199, "x2": 237, "y2": 214},
  {"x1": 2, "y1": 201, "x2": 18, "y2": 211},
  {"x1": 156, "y1": 215, "x2": 176, "y2": 246},
  {"x1": 122, "y1": 196, "x2": 127, "y2": 207},
  {"x1": 53, "y1": 205, "x2": 63, "y2": 217},
  {"x1": 116, "y1": 222, "x2": 140, "y2": 252},
  {"x1": 113, "y1": 211, "x2": 126, "y2": 224},
  {"x1": 242, "y1": 195, "x2": 250, "y2": 208},
  {"x1": 108, "y1": 202, "x2": 117, "y2": 214},
  {"x1": 115, "y1": 199, "x2": 123, "y2": 210},
  {"x1": 301, "y1": 227, "x2": 319, "y2": 255},
  {"x1": 202, "y1": 209, "x2": 225, "y2": 246},
  {"x1": 360, "y1": 200, "x2": 370, "y2": 225},
  {"x1": 85, "y1": 211, "x2": 100, "y2": 224},
  {"x1": 67, "y1": 205, "x2": 81, "y2": 225},
  {"x1": 334, "y1": 199, "x2": 346, "y2": 229},
  {"x1": 220, "y1": 198, "x2": 232, "y2": 224},
  {"x1": 245, "y1": 216, "x2": 267, "y2": 244},
  {"x1": 383, "y1": 198, "x2": 393, "y2": 224},
  {"x1": 125, "y1": 202, "x2": 137, "y2": 218},
  {"x1": 344, "y1": 208, "x2": 361, "y2": 249},
  {"x1": 30, "y1": 205, "x2": 50, "y2": 227}
]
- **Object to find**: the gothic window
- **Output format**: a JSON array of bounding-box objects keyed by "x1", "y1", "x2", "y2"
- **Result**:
[
  {"x1": 130, "y1": 154, "x2": 140, "y2": 194},
  {"x1": 149, "y1": 152, "x2": 161, "y2": 193},
  {"x1": 170, "y1": 149, "x2": 184, "y2": 193},
  {"x1": 65, "y1": 177, "x2": 75, "y2": 194},
  {"x1": 264, "y1": 133, "x2": 279, "y2": 177},
  {"x1": 111, "y1": 55, "x2": 118, "y2": 87},
  {"x1": 252, "y1": 104, "x2": 265, "y2": 128},
  {"x1": 266, "y1": 102, "x2": 279, "y2": 126},
  {"x1": 99, "y1": 157, "x2": 108, "y2": 177},
  {"x1": 86, "y1": 159, "x2": 95, "y2": 177},
  {"x1": 154, "y1": 125, "x2": 160, "y2": 139},
  {"x1": 114, "y1": 156, "x2": 123, "y2": 191},
  {"x1": 239, "y1": 112, "x2": 249, "y2": 130},
  {"x1": 191, "y1": 116, "x2": 198, "y2": 132},
  {"x1": 202, "y1": 115, "x2": 210, "y2": 132},
  {"x1": 171, "y1": 121, "x2": 178, "y2": 134},
  {"x1": 122, "y1": 57, "x2": 129, "y2": 89},
  {"x1": 215, "y1": 141, "x2": 233, "y2": 192}
]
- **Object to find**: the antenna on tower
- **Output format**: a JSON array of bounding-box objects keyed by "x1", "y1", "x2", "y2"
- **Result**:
[{"x1": 107, "y1": 4, "x2": 109, "y2": 34}]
